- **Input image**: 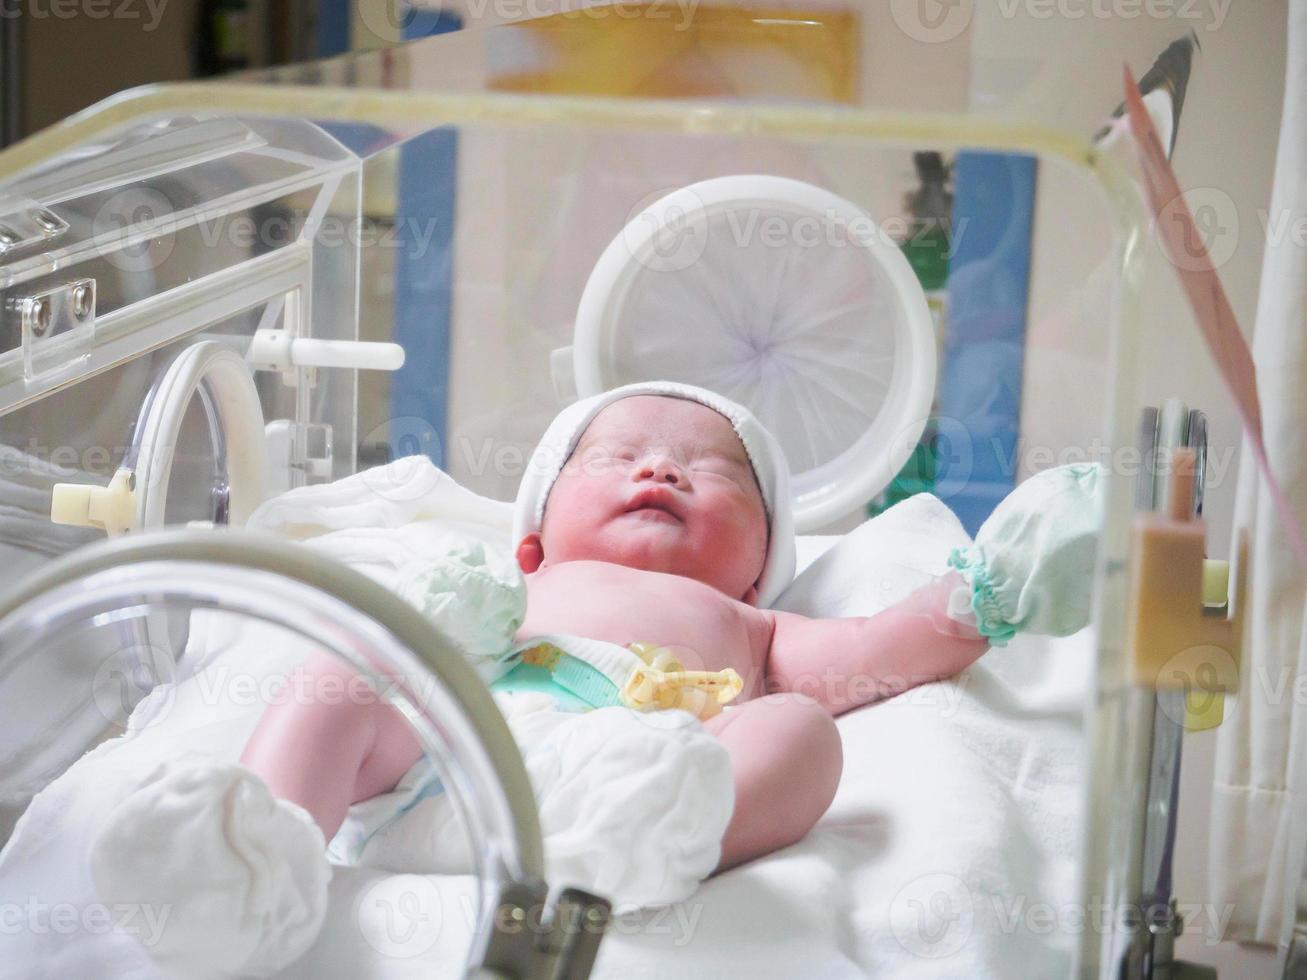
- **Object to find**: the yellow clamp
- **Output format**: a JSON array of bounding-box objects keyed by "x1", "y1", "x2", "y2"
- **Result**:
[{"x1": 620, "y1": 643, "x2": 743, "y2": 721}]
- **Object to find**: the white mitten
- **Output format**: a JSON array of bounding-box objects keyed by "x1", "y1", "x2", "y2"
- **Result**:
[
  {"x1": 89, "y1": 757, "x2": 330, "y2": 979},
  {"x1": 392, "y1": 531, "x2": 525, "y2": 680},
  {"x1": 946, "y1": 462, "x2": 1104, "y2": 645}
]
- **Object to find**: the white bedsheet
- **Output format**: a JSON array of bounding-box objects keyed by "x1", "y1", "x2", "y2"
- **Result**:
[
  {"x1": 287, "y1": 476, "x2": 1094, "y2": 978},
  {"x1": 0, "y1": 461, "x2": 1093, "y2": 978},
  {"x1": 283, "y1": 629, "x2": 1091, "y2": 979}
]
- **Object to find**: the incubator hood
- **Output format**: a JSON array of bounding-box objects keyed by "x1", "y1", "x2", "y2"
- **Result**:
[{"x1": 0, "y1": 6, "x2": 1244, "y2": 978}]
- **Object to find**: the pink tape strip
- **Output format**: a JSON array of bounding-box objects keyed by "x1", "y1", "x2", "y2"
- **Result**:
[{"x1": 1124, "y1": 65, "x2": 1307, "y2": 571}]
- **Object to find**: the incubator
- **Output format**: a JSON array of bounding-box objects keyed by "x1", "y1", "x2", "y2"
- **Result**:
[{"x1": 0, "y1": 6, "x2": 1248, "y2": 978}]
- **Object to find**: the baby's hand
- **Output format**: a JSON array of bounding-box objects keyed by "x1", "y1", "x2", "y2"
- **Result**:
[{"x1": 907, "y1": 570, "x2": 987, "y2": 641}]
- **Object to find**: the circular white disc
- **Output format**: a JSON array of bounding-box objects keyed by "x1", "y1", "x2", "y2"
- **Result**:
[{"x1": 573, "y1": 175, "x2": 937, "y2": 531}]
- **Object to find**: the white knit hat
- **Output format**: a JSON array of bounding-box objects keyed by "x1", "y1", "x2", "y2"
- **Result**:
[{"x1": 512, "y1": 381, "x2": 796, "y2": 607}]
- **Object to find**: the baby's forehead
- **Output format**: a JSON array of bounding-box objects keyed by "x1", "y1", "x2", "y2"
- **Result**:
[{"x1": 578, "y1": 396, "x2": 747, "y2": 457}]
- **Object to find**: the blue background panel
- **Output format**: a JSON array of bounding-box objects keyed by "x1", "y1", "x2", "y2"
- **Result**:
[{"x1": 934, "y1": 152, "x2": 1038, "y2": 536}]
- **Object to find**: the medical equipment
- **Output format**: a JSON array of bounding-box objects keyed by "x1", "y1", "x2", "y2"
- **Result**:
[
  {"x1": 562, "y1": 175, "x2": 937, "y2": 532},
  {"x1": 0, "y1": 8, "x2": 1252, "y2": 978}
]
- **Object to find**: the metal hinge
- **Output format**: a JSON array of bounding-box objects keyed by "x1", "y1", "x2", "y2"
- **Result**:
[{"x1": 473, "y1": 882, "x2": 611, "y2": 980}]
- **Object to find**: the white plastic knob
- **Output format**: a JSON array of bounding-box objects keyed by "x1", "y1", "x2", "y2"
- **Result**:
[
  {"x1": 247, "y1": 330, "x2": 405, "y2": 376},
  {"x1": 51, "y1": 469, "x2": 137, "y2": 535}
]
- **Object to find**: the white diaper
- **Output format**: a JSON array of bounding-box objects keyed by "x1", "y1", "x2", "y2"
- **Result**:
[{"x1": 331, "y1": 691, "x2": 734, "y2": 911}]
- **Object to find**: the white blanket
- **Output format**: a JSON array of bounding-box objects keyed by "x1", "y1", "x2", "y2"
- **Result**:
[
  {"x1": 0, "y1": 459, "x2": 1091, "y2": 978},
  {"x1": 287, "y1": 483, "x2": 1092, "y2": 979},
  {"x1": 290, "y1": 622, "x2": 1088, "y2": 979}
]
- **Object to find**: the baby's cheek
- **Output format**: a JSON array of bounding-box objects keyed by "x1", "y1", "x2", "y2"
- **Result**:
[
  {"x1": 720, "y1": 490, "x2": 768, "y2": 538},
  {"x1": 704, "y1": 498, "x2": 766, "y2": 553},
  {"x1": 549, "y1": 510, "x2": 604, "y2": 555}
]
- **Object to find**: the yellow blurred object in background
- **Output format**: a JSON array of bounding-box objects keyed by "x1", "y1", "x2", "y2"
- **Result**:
[{"x1": 489, "y1": 2, "x2": 859, "y2": 103}]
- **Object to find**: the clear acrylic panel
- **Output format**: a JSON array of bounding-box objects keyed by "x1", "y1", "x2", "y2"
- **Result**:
[
  {"x1": 0, "y1": 530, "x2": 544, "y2": 975},
  {"x1": 0, "y1": 8, "x2": 1217, "y2": 977}
]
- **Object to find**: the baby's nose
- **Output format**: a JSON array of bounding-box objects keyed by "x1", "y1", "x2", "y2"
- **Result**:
[{"x1": 636, "y1": 455, "x2": 686, "y2": 486}]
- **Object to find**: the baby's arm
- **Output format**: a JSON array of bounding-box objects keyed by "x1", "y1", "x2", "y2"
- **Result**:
[{"x1": 764, "y1": 574, "x2": 988, "y2": 716}]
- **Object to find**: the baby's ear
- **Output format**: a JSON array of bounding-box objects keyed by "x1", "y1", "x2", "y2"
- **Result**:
[{"x1": 515, "y1": 533, "x2": 545, "y2": 574}]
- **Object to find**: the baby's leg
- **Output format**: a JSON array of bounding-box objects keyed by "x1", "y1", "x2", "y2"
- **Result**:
[
  {"x1": 240, "y1": 652, "x2": 423, "y2": 839},
  {"x1": 702, "y1": 692, "x2": 842, "y2": 872}
]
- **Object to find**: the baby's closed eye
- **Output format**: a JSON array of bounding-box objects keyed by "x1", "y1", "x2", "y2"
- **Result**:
[
  {"x1": 571, "y1": 445, "x2": 638, "y2": 472},
  {"x1": 692, "y1": 454, "x2": 750, "y2": 480}
]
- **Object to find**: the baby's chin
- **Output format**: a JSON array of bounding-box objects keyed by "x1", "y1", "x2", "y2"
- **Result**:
[{"x1": 563, "y1": 523, "x2": 702, "y2": 576}]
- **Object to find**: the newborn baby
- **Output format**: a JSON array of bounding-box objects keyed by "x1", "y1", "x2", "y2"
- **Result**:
[{"x1": 242, "y1": 384, "x2": 990, "y2": 872}]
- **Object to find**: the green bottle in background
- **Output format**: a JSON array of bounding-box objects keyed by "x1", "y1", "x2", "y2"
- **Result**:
[{"x1": 867, "y1": 151, "x2": 952, "y2": 518}]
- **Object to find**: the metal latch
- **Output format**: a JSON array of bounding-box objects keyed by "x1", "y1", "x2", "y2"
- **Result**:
[
  {"x1": 475, "y1": 882, "x2": 611, "y2": 980},
  {"x1": 1126, "y1": 447, "x2": 1246, "y2": 727}
]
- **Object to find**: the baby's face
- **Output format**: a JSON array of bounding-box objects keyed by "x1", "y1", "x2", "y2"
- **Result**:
[{"x1": 522, "y1": 395, "x2": 769, "y2": 603}]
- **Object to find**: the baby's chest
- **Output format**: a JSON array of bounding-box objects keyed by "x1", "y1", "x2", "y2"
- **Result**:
[{"x1": 523, "y1": 566, "x2": 768, "y2": 679}]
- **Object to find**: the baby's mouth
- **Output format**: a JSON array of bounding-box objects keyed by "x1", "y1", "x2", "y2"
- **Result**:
[{"x1": 624, "y1": 487, "x2": 683, "y2": 522}]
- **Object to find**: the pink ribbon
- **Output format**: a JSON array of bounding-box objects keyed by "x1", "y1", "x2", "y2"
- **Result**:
[{"x1": 1124, "y1": 65, "x2": 1307, "y2": 571}]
